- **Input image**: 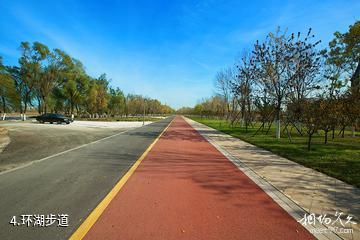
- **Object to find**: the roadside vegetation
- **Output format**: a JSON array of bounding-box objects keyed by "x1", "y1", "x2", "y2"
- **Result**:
[
  {"x1": 179, "y1": 21, "x2": 360, "y2": 187},
  {"x1": 0, "y1": 43, "x2": 174, "y2": 120},
  {"x1": 191, "y1": 117, "x2": 360, "y2": 187}
]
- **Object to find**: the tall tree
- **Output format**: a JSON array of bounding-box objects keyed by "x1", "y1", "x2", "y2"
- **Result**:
[
  {"x1": 38, "y1": 48, "x2": 77, "y2": 113},
  {"x1": 63, "y1": 59, "x2": 89, "y2": 115},
  {"x1": 0, "y1": 57, "x2": 18, "y2": 116},
  {"x1": 234, "y1": 52, "x2": 254, "y2": 130},
  {"x1": 86, "y1": 79, "x2": 98, "y2": 117},
  {"x1": 327, "y1": 21, "x2": 360, "y2": 94},
  {"x1": 95, "y1": 74, "x2": 109, "y2": 115},
  {"x1": 252, "y1": 28, "x2": 321, "y2": 138},
  {"x1": 18, "y1": 41, "x2": 48, "y2": 118},
  {"x1": 326, "y1": 21, "x2": 360, "y2": 136},
  {"x1": 108, "y1": 87, "x2": 125, "y2": 116},
  {"x1": 214, "y1": 67, "x2": 236, "y2": 119}
]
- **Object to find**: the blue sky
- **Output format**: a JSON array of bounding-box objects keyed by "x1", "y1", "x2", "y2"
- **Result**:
[{"x1": 0, "y1": 0, "x2": 359, "y2": 109}]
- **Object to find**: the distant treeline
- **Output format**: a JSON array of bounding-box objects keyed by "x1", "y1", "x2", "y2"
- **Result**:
[
  {"x1": 0, "y1": 42, "x2": 174, "y2": 119},
  {"x1": 178, "y1": 21, "x2": 360, "y2": 149}
]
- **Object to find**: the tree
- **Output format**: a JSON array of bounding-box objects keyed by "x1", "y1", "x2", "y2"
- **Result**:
[
  {"x1": 37, "y1": 48, "x2": 75, "y2": 114},
  {"x1": 327, "y1": 21, "x2": 360, "y2": 94},
  {"x1": 18, "y1": 41, "x2": 48, "y2": 118},
  {"x1": 95, "y1": 74, "x2": 109, "y2": 115},
  {"x1": 253, "y1": 89, "x2": 276, "y2": 135},
  {"x1": 160, "y1": 104, "x2": 174, "y2": 114},
  {"x1": 0, "y1": 57, "x2": 18, "y2": 116},
  {"x1": 252, "y1": 28, "x2": 321, "y2": 138},
  {"x1": 252, "y1": 30, "x2": 290, "y2": 138},
  {"x1": 193, "y1": 103, "x2": 204, "y2": 117},
  {"x1": 300, "y1": 99, "x2": 320, "y2": 151},
  {"x1": 85, "y1": 75, "x2": 110, "y2": 117},
  {"x1": 63, "y1": 59, "x2": 89, "y2": 115},
  {"x1": 214, "y1": 68, "x2": 236, "y2": 119},
  {"x1": 86, "y1": 80, "x2": 98, "y2": 117},
  {"x1": 108, "y1": 87, "x2": 125, "y2": 116},
  {"x1": 234, "y1": 52, "x2": 254, "y2": 130},
  {"x1": 315, "y1": 98, "x2": 334, "y2": 144},
  {"x1": 326, "y1": 20, "x2": 360, "y2": 135},
  {"x1": 126, "y1": 94, "x2": 142, "y2": 116}
]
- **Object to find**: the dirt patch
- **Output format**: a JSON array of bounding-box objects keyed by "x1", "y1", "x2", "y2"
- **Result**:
[
  {"x1": 0, "y1": 122, "x2": 135, "y2": 172},
  {"x1": 0, "y1": 127, "x2": 10, "y2": 154}
]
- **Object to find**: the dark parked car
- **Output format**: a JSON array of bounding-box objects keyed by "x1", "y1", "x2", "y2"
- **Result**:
[{"x1": 36, "y1": 113, "x2": 73, "y2": 124}]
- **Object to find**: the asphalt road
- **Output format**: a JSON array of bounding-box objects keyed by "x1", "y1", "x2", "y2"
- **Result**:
[
  {"x1": 0, "y1": 117, "x2": 173, "y2": 240},
  {"x1": 0, "y1": 121, "x2": 141, "y2": 172}
]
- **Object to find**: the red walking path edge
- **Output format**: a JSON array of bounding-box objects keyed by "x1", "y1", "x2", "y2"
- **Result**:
[{"x1": 82, "y1": 116, "x2": 314, "y2": 240}]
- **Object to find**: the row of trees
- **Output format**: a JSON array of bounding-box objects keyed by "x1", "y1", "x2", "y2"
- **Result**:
[
  {"x1": 179, "y1": 21, "x2": 360, "y2": 150},
  {"x1": 0, "y1": 42, "x2": 174, "y2": 119}
]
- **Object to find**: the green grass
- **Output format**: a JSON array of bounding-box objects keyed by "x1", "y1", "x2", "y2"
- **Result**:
[{"x1": 190, "y1": 117, "x2": 360, "y2": 188}]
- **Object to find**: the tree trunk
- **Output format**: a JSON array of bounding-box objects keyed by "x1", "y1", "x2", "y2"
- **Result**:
[
  {"x1": 308, "y1": 134, "x2": 312, "y2": 151},
  {"x1": 70, "y1": 101, "x2": 74, "y2": 115},
  {"x1": 1, "y1": 96, "x2": 6, "y2": 121},
  {"x1": 275, "y1": 104, "x2": 281, "y2": 139},
  {"x1": 324, "y1": 130, "x2": 328, "y2": 144},
  {"x1": 43, "y1": 95, "x2": 47, "y2": 114},
  {"x1": 266, "y1": 120, "x2": 273, "y2": 135},
  {"x1": 23, "y1": 100, "x2": 28, "y2": 121},
  {"x1": 240, "y1": 98, "x2": 246, "y2": 127},
  {"x1": 24, "y1": 92, "x2": 29, "y2": 114},
  {"x1": 37, "y1": 97, "x2": 42, "y2": 114},
  {"x1": 276, "y1": 119, "x2": 281, "y2": 139},
  {"x1": 308, "y1": 131, "x2": 313, "y2": 151},
  {"x1": 226, "y1": 103, "x2": 231, "y2": 120},
  {"x1": 1, "y1": 96, "x2": 6, "y2": 114},
  {"x1": 246, "y1": 97, "x2": 251, "y2": 132},
  {"x1": 350, "y1": 59, "x2": 360, "y2": 90},
  {"x1": 24, "y1": 101, "x2": 27, "y2": 113},
  {"x1": 18, "y1": 96, "x2": 23, "y2": 116},
  {"x1": 352, "y1": 126, "x2": 356, "y2": 137}
]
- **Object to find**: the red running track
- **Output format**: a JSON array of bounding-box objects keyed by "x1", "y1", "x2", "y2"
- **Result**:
[{"x1": 84, "y1": 116, "x2": 314, "y2": 240}]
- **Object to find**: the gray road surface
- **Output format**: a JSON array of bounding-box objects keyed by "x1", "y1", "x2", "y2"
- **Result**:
[
  {"x1": 0, "y1": 117, "x2": 173, "y2": 240},
  {"x1": 0, "y1": 121, "x2": 137, "y2": 171}
]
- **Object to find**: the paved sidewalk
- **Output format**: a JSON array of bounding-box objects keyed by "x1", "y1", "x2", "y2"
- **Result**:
[{"x1": 186, "y1": 118, "x2": 360, "y2": 240}]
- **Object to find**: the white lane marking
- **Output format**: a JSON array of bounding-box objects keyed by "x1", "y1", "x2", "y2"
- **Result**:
[{"x1": 0, "y1": 129, "x2": 133, "y2": 176}]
